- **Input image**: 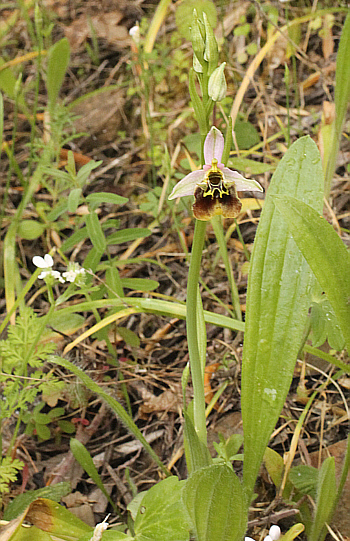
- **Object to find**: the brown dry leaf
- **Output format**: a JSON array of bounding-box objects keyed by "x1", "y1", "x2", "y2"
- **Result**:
[
  {"x1": 322, "y1": 14, "x2": 334, "y2": 60},
  {"x1": 72, "y1": 89, "x2": 125, "y2": 146},
  {"x1": 64, "y1": 11, "x2": 129, "y2": 50},
  {"x1": 267, "y1": 34, "x2": 288, "y2": 71},
  {"x1": 137, "y1": 385, "x2": 182, "y2": 418},
  {"x1": 339, "y1": 376, "x2": 350, "y2": 390},
  {"x1": 145, "y1": 318, "x2": 179, "y2": 353}
]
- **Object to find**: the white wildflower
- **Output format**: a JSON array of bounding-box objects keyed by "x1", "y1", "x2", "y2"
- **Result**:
[
  {"x1": 269, "y1": 525, "x2": 281, "y2": 541},
  {"x1": 62, "y1": 263, "x2": 86, "y2": 283},
  {"x1": 33, "y1": 254, "x2": 64, "y2": 283},
  {"x1": 129, "y1": 25, "x2": 140, "y2": 45}
]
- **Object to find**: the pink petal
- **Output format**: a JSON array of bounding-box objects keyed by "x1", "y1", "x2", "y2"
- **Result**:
[
  {"x1": 168, "y1": 170, "x2": 205, "y2": 200},
  {"x1": 222, "y1": 167, "x2": 263, "y2": 192},
  {"x1": 204, "y1": 127, "x2": 224, "y2": 165}
]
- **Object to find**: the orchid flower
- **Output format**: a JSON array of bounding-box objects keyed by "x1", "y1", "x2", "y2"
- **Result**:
[{"x1": 169, "y1": 127, "x2": 263, "y2": 221}]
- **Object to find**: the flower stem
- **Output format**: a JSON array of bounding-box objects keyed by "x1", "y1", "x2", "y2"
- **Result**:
[{"x1": 187, "y1": 218, "x2": 207, "y2": 445}]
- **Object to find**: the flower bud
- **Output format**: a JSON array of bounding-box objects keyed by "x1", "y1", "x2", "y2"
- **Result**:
[
  {"x1": 208, "y1": 62, "x2": 227, "y2": 102},
  {"x1": 193, "y1": 53, "x2": 203, "y2": 73},
  {"x1": 269, "y1": 526, "x2": 281, "y2": 541},
  {"x1": 191, "y1": 10, "x2": 205, "y2": 65},
  {"x1": 129, "y1": 25, "x2": 140, "y2": 45},
  {"x1": 203, "y1": 12, "x2": 218, "y2": 74}
]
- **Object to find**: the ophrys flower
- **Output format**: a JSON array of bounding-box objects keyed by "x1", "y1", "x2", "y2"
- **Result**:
[{"x1": 169, "y1": 127, "x2": 263, "y2": 221}]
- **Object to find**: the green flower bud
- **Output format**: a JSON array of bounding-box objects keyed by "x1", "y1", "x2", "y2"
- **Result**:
[
  {"x1": 203, "y1": 12, "x2": 218, "y2": 75},
  {"x1": 193, "y1": 53, "x2": 203, "y2": 73},
  {"x1": 191, "y1": 10, "x2": 205, "y2": 65},
  {"x1": 208, "y1": 62, "x2": 227, "y2": 102}
]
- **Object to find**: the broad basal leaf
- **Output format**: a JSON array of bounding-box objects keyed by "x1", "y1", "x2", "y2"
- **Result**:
[
  {"x1": 241, "y1": 136, "x2": 324, "y2": 499},
  {"x1": 273, "y1": 196, "x2": 350, "y2": 352},
  {"x1": 182, "y1": 464, "x2": 246, "y2": 541}
]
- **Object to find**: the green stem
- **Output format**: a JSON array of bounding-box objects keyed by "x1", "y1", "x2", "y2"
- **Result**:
[
  {"x1": 187, "y1": 219, "x2": 207, "y2": 445},
  {"x1": 212, "y1": 215, "x2": 242, "y2": 321}
]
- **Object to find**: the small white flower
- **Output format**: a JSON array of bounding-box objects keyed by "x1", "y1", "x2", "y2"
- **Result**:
[
  {"x1": 33, "y1": 254, "x2": 64, "y2": 283},
  {"x1": 33, "y1": 254, "x2": 54, "y2": 269},
  {"x1": 269, "y1": 525, "x2": 281, "y2": 541},
  {"x1": 62, "y1": 263, "x2": 86, "y2": 283},
  {"x1": 51, "y1": 270, "x2": 65, "y2": 283},
  {"x1": 129, "y1": 25, "x2": 140, "y2": 45}
]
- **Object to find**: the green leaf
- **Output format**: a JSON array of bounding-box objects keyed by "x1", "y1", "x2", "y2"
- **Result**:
[
  {"x1": 182, "y1": 464, "x2": 246, "y2": 541},
  {"x1": 234, "y1": 119, "x2": 260, "y2": 150},
  {"x1": 106, "y1": 228, "x2": 151, "y2": 245},
  {"x1": 273, "y1": 196, "x2": 350, "y2": 352},
  {"x1": 83, "y1": 245, "x2": 104, "y2": 273},
  {"x1": 183, "y1": 410, "x2": 212, "y2": 473},
  {"x1": 263, "y1": 447, "x2": 284, "y2": 489},
  {"x1": 35, "y1": 423, "x2": 51, "y2": 440},
  {"x1": 70, "y1": 438, "x2": 118, "y2": 513},
  {"x1": 46, "y1": 38, "x2": 70, "y2": 110},
  {"x1": 54, "y1": 297, "x2": 245, "y2": 334},
  {"x1": 241, "y1": 136, "x2": 324, "y2": 499},
  {"x1": 116, "y1": 326, "x2": 140, "y2": 347},
  {"x1": 68, "y1": 188, "x2": 82, "y2": 213},
  {"x1": 134, "y1": 476, "x2": 190, "y2": 541},
  {"x1": 188, "y1": 69, "x2": 207, "y2": 136},
  {"x1": 26, "y1": 498, "x2": 92, "y2": 538},
  {"x1": 5, "y1": 525, "x2": 53, "y2": 541},
  {"x1": 86, "y1": 211, "x2": 106, "y2": 252},
  {"x1": 106, "y1": 266, "x2": 124, "y2": 297},
  {"x1": 334, "y1": 13, "x2": 350, "y2": 137},
  {"x1": 41, "y1": 312, "x2": 86, "y2": 338},
  {"x1": 86, "y1": 192, "x2": 128, "y2": 207},
  {"x1": 3, "y1": 483, "x2": 71, "y2": 520},
  {"x1": 309, "y1": 457, "x2": 337, "y2": 541},
  {"x1": 76, "y1": 160, "x2": 103, "y2": 187},
  {"x1": 310, "y1": 298, "x2": 345, "y2": 351},
  {"x1": 289, "y1": 465, "x2": 318, "y2": 499},
  {"x1": 17, "y1": 220, "x2": 45, "y2": 240},
  {"x1": 227, "y1": 157, "x2": 273, "y2": 176},
  {"x1": 61, "y1": 227, "x2": 88, "y2": 253},
  {"x1": 120, "y1": 278, "x2": 159, "y2": 291},
  {"x1": 57, "y1": 420, "x2": 76, "y2": 434}
]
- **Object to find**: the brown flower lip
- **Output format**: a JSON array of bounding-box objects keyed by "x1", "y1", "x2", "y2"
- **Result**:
[{"x1": 193, "y1": 170, "x2": 242, "y2": 221}]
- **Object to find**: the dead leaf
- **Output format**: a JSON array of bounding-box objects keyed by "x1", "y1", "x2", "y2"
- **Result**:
[
  {"x1": 72, "y1": 89, "x2": 125, "y2": 146},
  {"x1": 64, "y1": 11, "x2": 129, "y2": 50},
  {"x1": 321, "y1": 14, "x2": 334, "y2": 60}
]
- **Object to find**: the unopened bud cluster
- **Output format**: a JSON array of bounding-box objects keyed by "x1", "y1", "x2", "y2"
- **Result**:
[{"x1": 191, "y1": 10, "x2": 226, "y2": 102}]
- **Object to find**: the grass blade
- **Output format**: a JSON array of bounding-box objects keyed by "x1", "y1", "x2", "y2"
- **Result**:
[
  {"x1": 324, "y1": 13, "x2": 350, "y2": 197},
  {"x1": 50, "y1": 356, "x2": 170, "y2": 477}
]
